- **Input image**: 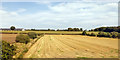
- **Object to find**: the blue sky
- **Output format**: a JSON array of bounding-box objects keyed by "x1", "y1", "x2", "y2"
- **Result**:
[{"x1": 0, "y1": 1, "x2": 118, "y2": 30}]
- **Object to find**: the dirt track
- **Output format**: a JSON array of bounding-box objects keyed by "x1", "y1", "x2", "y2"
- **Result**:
[{"x1": 24, "y1": 35, "x2": 118, "y2": 58}]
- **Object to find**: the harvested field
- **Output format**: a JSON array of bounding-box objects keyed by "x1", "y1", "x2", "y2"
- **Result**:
[
  {"x1": 2, "y1": 34, "x2": 18, "y2": 43},
  {"x1": 24, "y1": 35, "x2": 118, "y2": 58}
]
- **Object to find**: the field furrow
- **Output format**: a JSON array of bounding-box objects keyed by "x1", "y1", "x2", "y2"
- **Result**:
[{"x1": 24, "y1": 35, "x2": 118, "y2": 58}]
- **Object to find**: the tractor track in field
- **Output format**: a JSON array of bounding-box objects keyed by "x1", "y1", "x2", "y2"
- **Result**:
[{"x1": 24, "y1": 35, "x2": 118, "y2": 58}]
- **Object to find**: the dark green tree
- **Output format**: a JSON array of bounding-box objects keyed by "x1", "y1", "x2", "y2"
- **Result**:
[
  {"x1": 10, "y1": 26, "x2": 15, "y2": 30},
  {"x1": 80, "y1": 28, "x2": 83, "y2": 31},
  {"x1": 73, "y1": 28, "x2": 79, "y2": 31},
  {"x1": 68, "y1": 28, "x2": 73, "y2": 31},
  {"x1": 91, "y1": 33, "x2": 96, "y2": 36},
  {"x1": 48, "y1": 29, "x2": 51, "y2": 31}
]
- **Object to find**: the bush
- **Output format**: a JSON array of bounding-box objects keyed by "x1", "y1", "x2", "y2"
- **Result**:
[
  {"x1": 82, "y1": 31, "x2": 87, "y2": 35},
  {"x1": 97, "y1": 32, "x2": 116, "y2": 38},
  {"x1": 112, "y1": 34, "x2": 118, "y2": 38},
  {"x1": 110, "y1": 32, "x2": 118, "y2": 35},
  {"x1": 90, "y1": 33, "x2": 96, "y2": 36},
  {"x1": 86, "y1": 33, "x2": 91, "y2": 36},
  {"x1": 106, "y1": 33, "x2": 112, "y2": 38},
  {"x1": 97, "y1": 32, "x2": 105, "y2": 37},
  {"x1": 16, "y1": 34, "x2": 30, "y2": 44},
  {"x1": 28, "y1": 32, "x2": 37, "y2": 39},
  {"x1": 2, "y1": 41, "x2": 16, "y2": 59},
  {"x1": 118, "y1": 33, "x2": 120, "y2": 39},
  {"x1": 110, "y1": 32, "x2": 118, "y2": 38}
]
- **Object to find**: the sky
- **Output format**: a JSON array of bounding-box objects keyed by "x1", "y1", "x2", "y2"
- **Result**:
[{"x1": 0, "y1": 0, "x2": 119, "y2": 30}]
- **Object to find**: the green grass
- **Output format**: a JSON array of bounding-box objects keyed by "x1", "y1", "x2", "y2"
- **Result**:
[{"x1": 18, "y1": 48, "x2": 28, "y2": 58}]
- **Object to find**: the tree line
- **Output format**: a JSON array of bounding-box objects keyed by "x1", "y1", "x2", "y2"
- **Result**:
[
  {"x1": 26, "y1": 28, "x2": 83, "y2": 31},
  {"x1": 90, "y1": 26, "x2": 120, "y2": 33},
  {"x1": 9, "y1": 26, "x2": 120, "y2": 33}
]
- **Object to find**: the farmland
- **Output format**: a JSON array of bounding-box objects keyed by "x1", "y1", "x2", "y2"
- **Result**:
[
  {"x1": 1, "y1": 30, "x2": 119, "y2": 58},
  {"x1": 2, "y1": 34, "x2": 17, "y2": 43},
  {"x1": 24, "y1": 35, "x2": 118, "y2": 58}
]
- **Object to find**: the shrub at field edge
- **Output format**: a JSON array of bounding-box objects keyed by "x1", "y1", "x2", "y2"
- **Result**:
[
  {"x1": 16, "y1": 34, "x2": 30, "y2": 44},
  {"x1": 28, "y1": 32, "x2": 37, "y2": 39}
]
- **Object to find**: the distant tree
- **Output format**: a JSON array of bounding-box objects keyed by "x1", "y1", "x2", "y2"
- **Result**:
[
  {"x1": 48, "y1": 29, "x2": 51, "y2": 31},
  {"x1": 94, "y1": 29, "x2": 99, "y2": 31},
  {"x1": 98, "y1": 28, "x2": 102, "y2": 31},
  {"x1": 31, "y1": 29, "x2": 35, "y2": 31},
  {"x1": 80, "y1": 28, "x2": 83, "y2": 31},
  {"x1": 93, "y1": 26, "x2": 120, "y2": 33},
  {"x1": 118, "y1": 28, "x2": 120, "y2": 33},
  {"x1": 57, "y1": 29, "x2": 60, "y2": 31},
  {"x1": 73, "y1": 28, "x2": 79, "y2": 31},
  {"x1": 68, "y1": 28, "x2": 73, "y2": 31},
  {"x1": 10, "y1": 26, "x2": 15, "y2": 30}
]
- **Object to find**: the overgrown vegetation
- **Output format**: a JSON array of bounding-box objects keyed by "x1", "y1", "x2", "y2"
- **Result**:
[
  {"x1": 2, "y1": 41, "x2": 16, "y2": 59},
  {"x1": 97, "y1": 32, "x2": 118, "y2": 38},
  {"x1": 17, "y1": 33, "x2": 44, "y2": 58},
  {"x1": 86, "y1": 33, "x2": 96, "y2": 36},
  {"x1": 28, "y1": 32, "x2": 37, "y2": 39},
  {"x1": 18, "y1": 48, "x2": 28, "y2": 58},
  {"x1": 16, "y1": 34, "x2": 30, "y2": 44}
]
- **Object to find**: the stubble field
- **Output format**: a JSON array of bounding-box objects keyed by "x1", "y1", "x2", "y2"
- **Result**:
[
  {"x1": 2, "y1": 34, "x2": 18, "y2": 43},
  {"x1": 24, "y1": 35, "x2": 118, "y2": 58}
]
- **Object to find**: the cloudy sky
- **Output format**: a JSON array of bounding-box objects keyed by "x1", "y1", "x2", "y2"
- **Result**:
[{"x1": 0, "y1": 0, "x2": 118, "y2": 29}]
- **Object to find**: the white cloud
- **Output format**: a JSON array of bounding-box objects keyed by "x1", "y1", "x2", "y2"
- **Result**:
[
  {"x1": 16, "y1": 8, "x2": 27, "y2": 13},
  {"x1": 0, "y1": 2, "x2": 118, "y2": 29}
]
